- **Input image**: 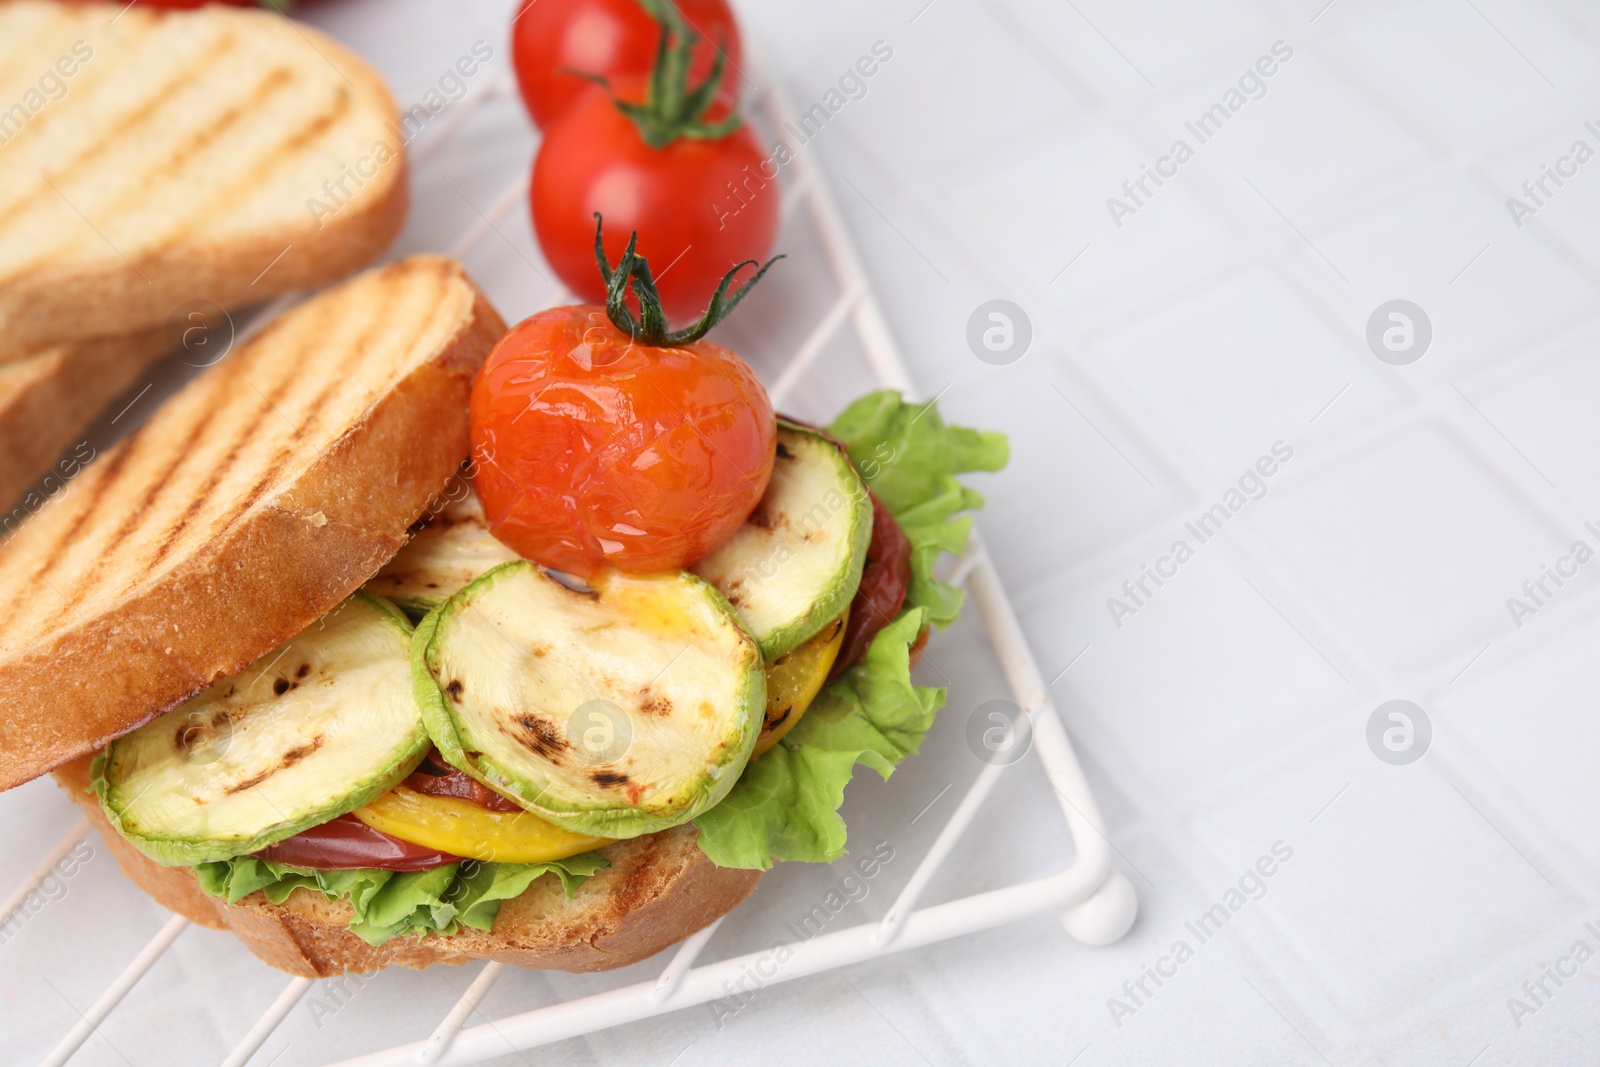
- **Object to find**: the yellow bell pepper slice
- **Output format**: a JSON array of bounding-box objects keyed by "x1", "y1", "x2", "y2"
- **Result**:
[
  {"x1": 353, "y1": 785, "x2": 613, "y2": 863},
  {"x1": 754, "y1": 608, "x2": 848, "y2": 757}
]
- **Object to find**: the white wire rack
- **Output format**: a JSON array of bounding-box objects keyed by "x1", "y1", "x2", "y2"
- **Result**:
[{"x1": 6, "y1": 59, "x2": 1134, "y2": 1067}]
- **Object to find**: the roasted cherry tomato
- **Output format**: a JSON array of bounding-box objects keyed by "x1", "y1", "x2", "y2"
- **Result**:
[
  {"x1": 255, "y1": 814, "x2": 460, "y2": 872},
  {"x1": 828, "y1": 491, "x2": 912, "y2": 680},
  {"x1": 353, "y1": 787, "x2": 612, "y2": 865},
  {"x1": 511, "y1": 0, "x2": 743, "y2": 131},
  {"x1": 471, "y1": 300, "x2": 774, "y2": 577}
]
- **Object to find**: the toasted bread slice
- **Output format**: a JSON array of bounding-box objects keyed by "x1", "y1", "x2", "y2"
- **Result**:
[
  {"x1": 0, "y1": 327, "x2": 172, "y2": 514},
  {"x1": 53, "y1": 756, "x2": 761, "y2": 976},
  {"x1": 0, "y1": 255, "x2": 505, "y2": 793},
  {"x1": 0, "y1": 0, "x2": 408, "y2": 362}
]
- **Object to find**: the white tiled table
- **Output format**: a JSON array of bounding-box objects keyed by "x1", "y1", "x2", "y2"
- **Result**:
[{"x1": 5, "y1": 0, "x2": 1600, "y2": 1063}]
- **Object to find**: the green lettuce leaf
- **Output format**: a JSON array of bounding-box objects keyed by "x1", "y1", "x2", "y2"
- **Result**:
[
  {"x1": 827, "y1": 390, "x2": 1009, "y2": 517},
  {"x1": 694, "y1": 392, "x2": 1007, "y2": 869},
  {"x1": 833, "y1": 390, "x2": 1007, "y2": 629},
  {"x1": 192, "y1": 852, "x2": 610, "y2": 947}
]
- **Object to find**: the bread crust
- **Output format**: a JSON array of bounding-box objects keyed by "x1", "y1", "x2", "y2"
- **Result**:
[
  {"x1": 0, "y1": 257, "x2": 505, "y2": 793},
  {"x1": 52, "y1": 757, "x2": 762, "y2": 977},
  {"x1": 0, "y1": 1, "x2": 410, "y2": 362}
]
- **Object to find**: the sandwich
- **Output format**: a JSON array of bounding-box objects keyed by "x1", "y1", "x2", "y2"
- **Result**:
[
  {"x1": 13, "y1": 242, "x2": 1007, "y2": 978},
  {"x1": 0, "y1": 0, "x2": 408, "y2": 363}
]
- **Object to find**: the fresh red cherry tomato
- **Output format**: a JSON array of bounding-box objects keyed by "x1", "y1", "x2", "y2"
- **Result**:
[
  {"x1": 512, "y1": 0, "x2": 743, "y2": 131},
  {"x1": 531, "y1": 5, "x2": 778, "y2": 326},
  {"x1": 534, "y1": 83, "x2": 776, "y2": 323},
  {"x1": 471, "y1": 297, "x2": 775, "y2": 578}
]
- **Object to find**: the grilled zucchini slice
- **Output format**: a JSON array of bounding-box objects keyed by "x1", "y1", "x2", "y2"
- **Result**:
[
  {"x1": 367, "y1": 491, "x2": 518, "y2": 618},
  {"x1": 94, "y1": 594, "x2": 428, "y2": 867},
  {"x1": 693, "y1": 421, "x2": 871, "y2": 661},
  {"x1": 415, "y1": 562, "x2": 765, "y2": 839}
]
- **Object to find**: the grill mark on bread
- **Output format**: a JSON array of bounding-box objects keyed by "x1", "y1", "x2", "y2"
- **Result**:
[
  {"x1": 0, "y1": 19, "x2": 72, "y2": 90},
  {"x1": 0, "y1": 30, "x2": 235, "y2": 244},
  {"x1": 66, "y1": 399, "x2": 224, "y2": 594},
  {"x1": 190, "y1": 280, "x2": 411, "y2": 555},
  {"x1": 0, "y1": 260, "x2": 483, "y2": 789},
  {"x1": 7, "y1": 34, "x2": 352, "y2": 279},
  {"x1": 92, "y1": 66, "x2": 295, "y2": 228},
  {"x1": 159, "y1": 86, "x2": 358, "y2": 250},
  {"x1": 141, "y1": 289, "x2": 365, "y2": 570},
  {"x1": 130, "y1": 274, "x2": 383, "y2": 575},
  {"x1": 153, "y1": 455, "x2": 276, "y2": 574},
  {"x1": 600, "y1": 833, "x2": 665, "y2": 922},
  {"x1": 299, "y1": 264, "x2": 442, "y2": 446},
  {"x1": 0, "y1": 16, "x2": 160, "y2": 170},
  {"x1": 200, "y1": 449, "x2": 295, "y2": 556},
  {"x1": 144, "y1": 371, "x2": 307, "y2": 571},
  {"x1": 49, "y1": 336, "x2": 303, "y2": 617},
  {"x1": 273, "y1": 272, "x2": 413, "y2": 447},
  {"x1": 38, "y1": 281, "x2": 350, "y2": 616},
  {"x1": 7, "y1": 422, "x2": 149, "y2": 613}
]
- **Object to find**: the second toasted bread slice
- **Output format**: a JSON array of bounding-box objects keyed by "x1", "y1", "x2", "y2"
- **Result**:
[
  {"x1": 0, "y1": 327, "x2": 173, "y2": 515},
  {"x1": 0, "y1": 255, "x2": 505, "y2": 792},
  {"x1": 0, "y1": 0, "x2": 409, "y2": 361}
]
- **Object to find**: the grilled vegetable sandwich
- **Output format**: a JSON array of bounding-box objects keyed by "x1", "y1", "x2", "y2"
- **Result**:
[{"x1": 11, "y1": 240, "x2": 1007, "y2": 978}]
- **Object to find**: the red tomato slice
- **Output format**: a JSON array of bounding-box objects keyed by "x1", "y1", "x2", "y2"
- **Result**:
[
  {"x1": 404, "y1": 753, "x2": 522, "y2": 813},
  {"x1": 828, "y1": 491, "x2": 912, "y2": 681},
  {"x1": 255, "y1": 814, "x2": 462, "y2": 872}
]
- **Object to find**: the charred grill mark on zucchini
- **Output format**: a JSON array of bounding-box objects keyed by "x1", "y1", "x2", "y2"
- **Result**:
[
  {"x1": 638, "y1": 689, "x2": 672, "y2": 717},
  {"x1": 223, "y1": 734, "x2": 326, "y2": 795},
  {"x1": 515, "y1": 715, "x2": 569, "y2": 759}
]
